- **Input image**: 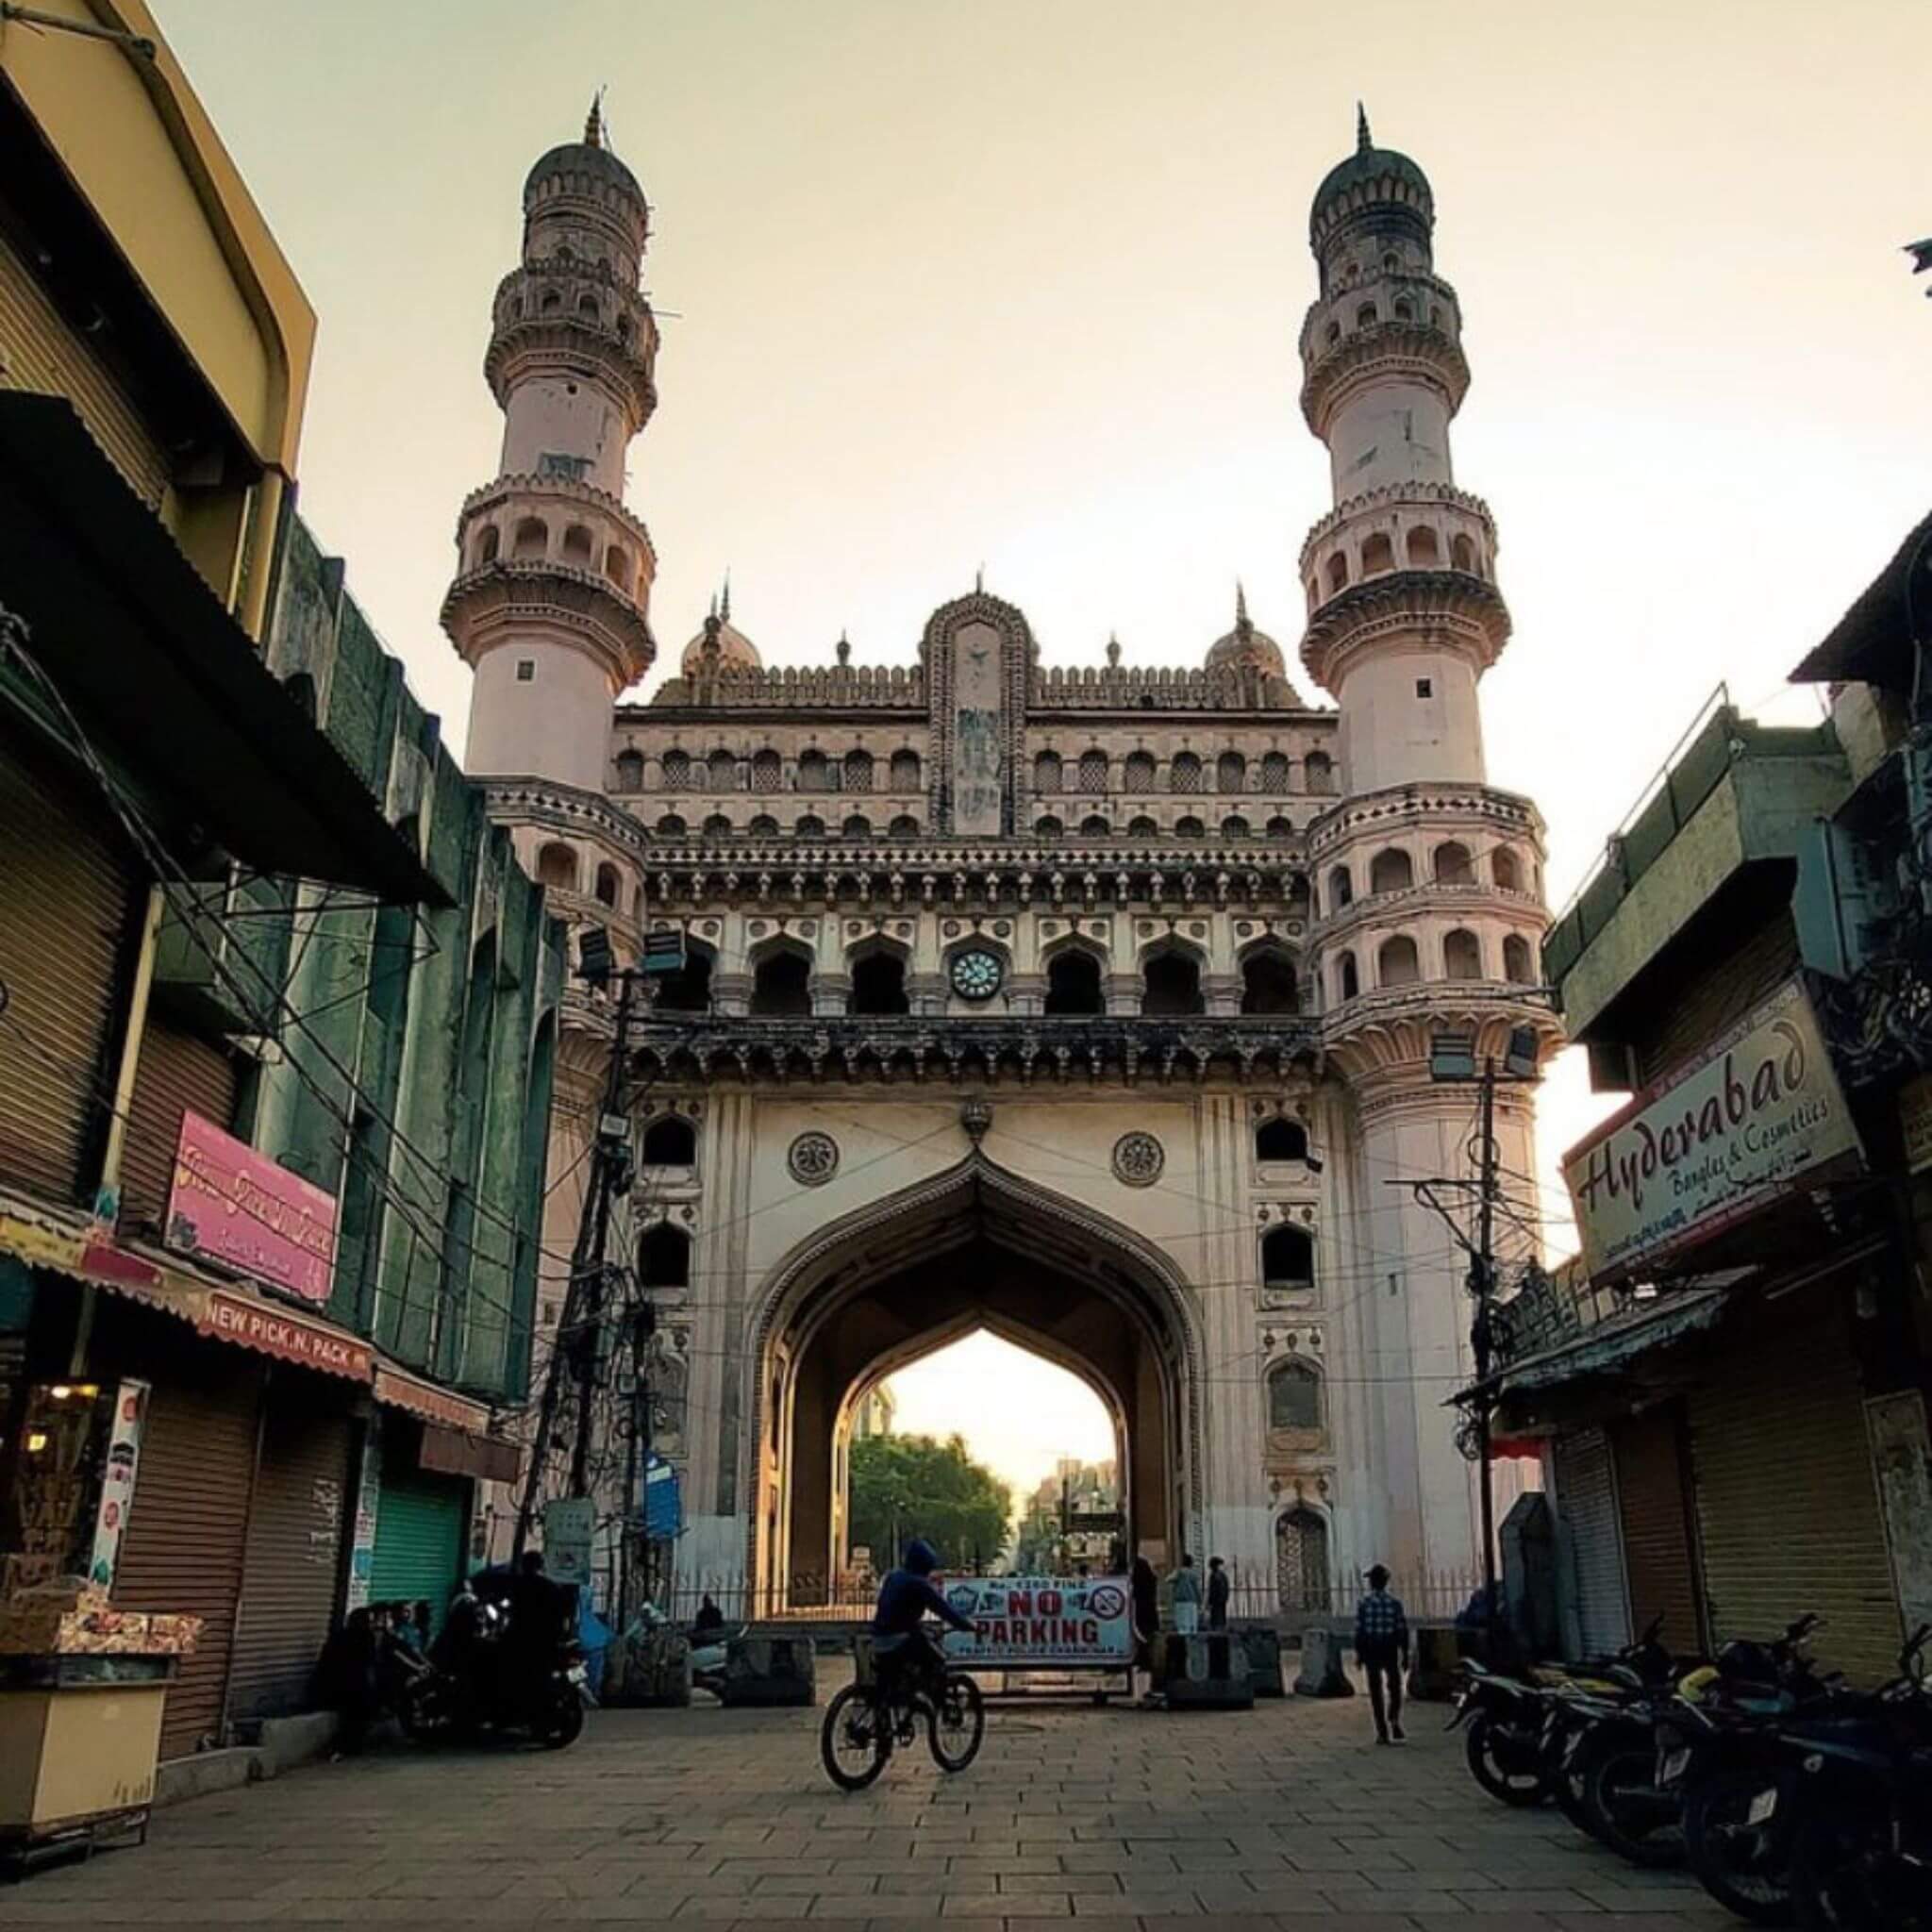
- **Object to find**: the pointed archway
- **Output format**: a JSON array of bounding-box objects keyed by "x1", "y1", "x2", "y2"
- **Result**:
[{"x1": 747, "y1": 1155, "x2": 1203, "y2": 1603}]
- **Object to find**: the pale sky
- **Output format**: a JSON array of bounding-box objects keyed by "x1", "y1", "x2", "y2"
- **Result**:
[{"x1": 156, "y1": 0, "x2": 1930, "y2": 1489}]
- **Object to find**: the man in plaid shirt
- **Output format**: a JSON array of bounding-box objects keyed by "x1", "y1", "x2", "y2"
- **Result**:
[{"x1": 1354, "y1": 1564, "x2": 1409, "y2": 1743}]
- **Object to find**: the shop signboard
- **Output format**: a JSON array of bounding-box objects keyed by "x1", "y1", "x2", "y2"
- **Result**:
[
  {"x1": 641, "y1": 1455, "x2": 681, "y2": 1539},
  {"x1": 543, "y1": 1496, "x2": 596, "y2": 1590},
  {"x1": 85, "y1": 1378, "x2": 148, "y2": 1591},
  {"x1": 345, "y1": 1430, "x2": 382, "y2": 1612},
  {"x1": 167, "y1": 1110, "x2": 338, "y2": 1304},
  {"x1": 1563, "y1": 977, "x2": 1861, "y2": 1280},
  {"x1": 197, "y1": 1290, "x2": 373, "y2": 1380},
  {"x1": 939, "y1": 1574, "x2": 1134, "y2": 1671}
]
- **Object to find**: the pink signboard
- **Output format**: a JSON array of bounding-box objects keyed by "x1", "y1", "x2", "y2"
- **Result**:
[{"x1": 166, "y1": 1110, "x2": 338, "y2": 1304}]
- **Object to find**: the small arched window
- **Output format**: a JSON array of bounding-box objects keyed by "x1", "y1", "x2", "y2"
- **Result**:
[
  {"x1": 1407, "y1": 526, "x2": 1441, "y2": 566},
  {"x1": 540, "y1": 287, "x2": 561, "y2": 314},
  {"x1": 1434, "y1": 841, "x2": 1475, "y2": 886},
  {"x1": 702, "y1": 813, "x2": 732, "y2": 839},
  {"x1": 850, "y1": 949, "x2": 908, "y2": 1016},
  {"x1": 1361, "y1": 533, "x2": 1395, "y2": 575},
  {"x1": 751, "y1": 749, "x2": 782, "y2": 791},
  {"x1": 1325, "y1": 553, "x2": 1349, "y2": 594},
  {"x1": 889, "y1": 814, "x2": 920, "y2": 839},
  {"x1": 1080, "y1": 815, "x2": 1111, "y2": 838},
  {"x1": 660, "y1": 749, "x2": 690, "y2": 790},
  {"x1": 475, "y1": 525, "x2": 502, "y2": 567},
  {"x1": 1222, "y1": 815, "x2": 1250, "y2": 839},
  {"x1": 1141, "y1": 947, "x2": 1204, "y2": 1016},
  {"x1": 1174, "y1": 815, "x2": 1205, "y2": 839},
  {"x1": 642, "y1": 1116, "x2": 695, "y2": 1165},
  {"x1": 1444, "y1": 928, "x2": 1483, "y2": 980},
  {"x1": 1393, "y1": 298, "x2": 1414, "y2": 321},
  {"x1": 748, "y1": 814, "x2": 779, "y2": 838},
  {"x1": 1305, "y1": 751, "x2": 1335, "y2": 794},
  {"x1": 604, "y1": 542, "x2": 629, "y2": 585},
  {"x1": 1492, "y1": 848, "x2": 1523, "y2": 892},
  {"x1": 1327, "y1": 864, "x2": 1354, "y2": 911},
  {"x1": 1324, "y1": 319, "x2": 1341, "y2": 346},
  {"x1": 1034, "y1": 751, "x2": 1063, "y2": 794},
  {"x1": 1217, "y1": 751, "x2": 1246, "y2": 794},
  {"x1": 841, "y1": 814, "x2": 872, "y2": 840},
  {"x1": 1336, "y1": 952, "x2": 1359, "y2": 1002},
  {"x1": 1241, "y1": 948, "x2": 1298, "y2": 1016},
  {"x1": 536, "y1": 842, "x2": 577, "y2": 892},
  {"x1": 1381, "y1": 251, "x2": 1399, "y2": 271},
  {"x1": 613, "y1": 749, "x2": 644, "y2": 792},
  {"x1": 1260, "y1": 751, "x2": 1290, "y2": 792},
  {"x1": 1078, "y1": 748, "x2": 1108, "y2": 792},
  {"x1": 561, "y1": 524, "x2": 593, "y2": 565},
  {"x1": 1044, "y1": 947, "x2": 1105, "y2": 1016},
  {"x1": 512, "y1": 516, "x2": 548, "y2": 559},
  {"x1": 1262, "y1": 1225, "x2": 1315, "y2": 1290},
  {"x1": 1356, "y1": 302, "x2": 1377, "y2": 327},
  {"x1": 843, "y1": 750, "x2": 874, "y2": 793},
  {"x1": 593, "y1": 861, "x2": 620, "y2": 907},
  {"x1": 1035, "y1": 815, "x2": 1064, "y2": 840},
  {"x1": 1370, "y1": 848, "x2": 1415, "y2": 894},
  {"x1": 1451, "y1": 533, "x2": 1476, "y2": 573},
  {"x1": 1124, "y1": 752, "x2": 1157, "y2": 793},
  {"x1": 1378, "y1": 935, "x2": 1421, "y2": 987},
  {"x1": 577, "y1": 292, "x2": 600, "y2": 320},
  {"x1": 1268, "y1": 1357, "x2": 1323, "y2": 1429},
  {"x1": 751, "y1": 948, "x2": 812, "y2": 1015},
  {"x1": 653, "y1": 941, "x2": 712, "y2": 1013},
  {"x1": 890, "y1": 749, "x2": 922, "y2": 792},
  {"x1": 797, "y1": 750, "x2": 830, "y2": 792},
  {"x1": 1256, "y1": 1116, "x2": 1308, "y2": 1161},
  {"x1": 639, "y1": 1223, "x2": 691, "y2": 1290},
  {"x1": 708, "y1": 748, "x2": 736, "y2": 791},
  {"x1": 1127, "y1": 815, "x2": 1158, "y2": 838},
  {"x1": 794, "y1": 813, "x2": 826, "y2": 838},
  {"x1": 1266, "y1": 814, "x2": 1293, "y2": 839},
  {"x1": 1504, "y1": 934, "x2": 1535, "y2": 984},
  {"x1": 1170, "y1": 753, "x2": 1203, "y2": 794},
  {"x1": 654, "y1": 813, "x2": 687, "y2": 839}
]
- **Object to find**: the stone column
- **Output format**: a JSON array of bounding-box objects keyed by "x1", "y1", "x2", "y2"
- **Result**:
[
  {"x1": 907, "y1": 971, "x2": 945, "y2": 1016},
  {"x1": 711, "y1": 971, "x2": 751, "y2": 1016},
  {"x1": 1106, "y1": 972, "x2": 1141, "y2": 1016},
  {"x1": 1204, "y1": 972, "x2": 1241, "y2": 1016},
  {"x1": 812, "y1": 973, "x2": 851, "y2": 1016},
  {"x1": 1007, "y1": 972, "x2": 1045, "y2": 1015}
]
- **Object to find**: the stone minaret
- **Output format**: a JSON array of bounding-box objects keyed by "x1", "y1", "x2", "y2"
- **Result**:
[
  {"x1": 1299, "y1": 113, "x2": 1553, "y2": 1585},
  {"x1": 443, "y1": 101, "x2": 659, "y2": 790}
]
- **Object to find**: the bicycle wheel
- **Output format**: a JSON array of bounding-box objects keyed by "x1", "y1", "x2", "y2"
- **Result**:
[
  {"x1": 822, "y1": 1682, "x2": 891, "y2": 1791},
  {"x1": 926, "y1": 1671, "x2": 985, "y2": 1774}
]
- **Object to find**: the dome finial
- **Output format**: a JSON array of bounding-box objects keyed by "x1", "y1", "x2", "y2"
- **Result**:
[
  {"x1": 1357, "y1": 101, "x2": 1372, "y2": 152},
  {"x1": 1106, "y1": 631, "x2": 1122, "y2": 669},
  {"x1": 720, "y1": 571, "x2": 731, "y2": 625},
  {"x1": 836, "y1": 629, "x2": 852, "y2": 668},
  {"x1": 585, "y1": 88, "x2": 606, "y2": 148},
  {"x1": 1235, "y1": 579, "x2": 1251, "y2": 634}
]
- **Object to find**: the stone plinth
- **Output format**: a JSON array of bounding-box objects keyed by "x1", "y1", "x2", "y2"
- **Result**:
[
  {"x1": 720, "y1": 1634, "x2": 816, "y2": 1707},
  {"x1": 606, "y1": 1626, "x2": 693, "y2": 1707},
  {"x1": 1293, "y1": 1625, "x2": 1355, "y2": 1697},
  {"x1": 1235, "y1": 1624, "x2": 1285, "y2": 1697},
  {"x1": 1158, "y1": 1632, "x2": 1254, "y2": 1709}
]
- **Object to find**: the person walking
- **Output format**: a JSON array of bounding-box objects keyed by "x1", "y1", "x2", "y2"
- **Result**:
[
  {"x1": 1354, "y1": 1563, "x2": 1410, "y2": 1743},
  {"x1": 1170, "y1": 1553, "x2": 1203, "y2": 1635},
  {"x1": 1206, "y1": 1557, "x2": 1230, "y2": 1631},
  {"x1": 1130, "y1": 1555, "x2": 1161, "y2": 1706}
]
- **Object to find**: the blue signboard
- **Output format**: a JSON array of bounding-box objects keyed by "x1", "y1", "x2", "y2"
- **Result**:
[{"x1": 642, "y1": 1454, "x2": 682, "y2": 1539}]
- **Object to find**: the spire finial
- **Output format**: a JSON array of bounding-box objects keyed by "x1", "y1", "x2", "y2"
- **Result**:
[
  {"x1": 836, "y1": 629, "x2": 851, "y2": 668},
  {"x1": 586, "y1": 89, "x2": 606, "y2": 149},
  {"x1": 974, "y1": 564, "x2": 984, "y2": 595},
  {"x1": 1106, "y1": 631, "x2": 1122, "y2": 669},
  {"x1": 1235, "y1": 580, "x2": 1251, "y2": 632},
  {"x1": 1357, "y1": 101, "x2": 1372, "y2": 152},
  {"x1": 720, "y1": 572, "x2": 731, "y2": 625}
]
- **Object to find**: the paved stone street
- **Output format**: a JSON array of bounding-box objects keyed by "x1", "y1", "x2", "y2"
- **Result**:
[{"x1": 0, "y1": 1668, "x2": 1731, "y2": 1930}]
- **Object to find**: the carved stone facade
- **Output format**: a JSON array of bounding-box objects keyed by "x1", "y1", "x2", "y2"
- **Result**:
[{"x1": 451, "y1": 109, "x2": 1557, "y2": 1604}]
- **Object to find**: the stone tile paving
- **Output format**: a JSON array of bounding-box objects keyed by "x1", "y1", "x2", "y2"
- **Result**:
[{"x1": 0, "y1": 1665, "x2": 1736, "y2": 1930}]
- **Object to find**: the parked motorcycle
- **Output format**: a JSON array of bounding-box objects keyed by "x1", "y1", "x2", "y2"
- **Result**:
[{"x1": 400, "y1": 1601, "x2": 589, "y2": 1750}]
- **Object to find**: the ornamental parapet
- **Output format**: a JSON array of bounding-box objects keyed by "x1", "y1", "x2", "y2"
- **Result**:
[
  {"x1": 1299, "y1": 569, "x2": 1509, "y2": 691},
  {"x1": 1029, "y1": 662, "x2": 1305, "y2": 711},
  {"x1": 486, "y1": 263, "x2": 658, "y2": 429},
  {"x1": 1319, "y1": 987, "x2": 1564, "y2": 1096},
  {"x1": 1298, "y1": 482, "x2": 1495, "y2": 572},
  {"x1": 454, "y1": 472, "x2": 657, "y2": 569},
  {"x1": 441, "y1": 558, "x2": 656, "y2": 687},
  {"x1": 1307, "y1": 780, "x2": 1546, "y2": 856},
  {"x1": 482, "y1": 776, "x2": 652, "y2": 853},
  {"x1": 1299, "y1": 320, "x2": 1471, "y2": 439},
  {"x1": 648, "y1": 661, "x2": 925, "y2": 710},
  {"x1": 624, "y1": 1012, "x2": 1318, "y2": 1086}
]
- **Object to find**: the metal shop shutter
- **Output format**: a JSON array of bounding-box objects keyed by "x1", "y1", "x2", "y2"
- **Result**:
[
  {"x1": 1555, "y1": 1427, "x2": 1630, "y2": 1658},
  {"x1": 1613, "y1": 1404, "x2": 1705, "y2": 1659},
  {"x1": 1690, "y1": 1304, "x2": 1902, "y2": 1686},
  {"x1": 368, "y1": 1470, "x2": 469, "y2": 1636},
  {"x1": 112, "y1": 1344, "x2": 264, "y2": 1759},
  {"x1": 0, "y1": 742, "x2": 140, "y2": 1203},
  {"x1": 225, "y1": 1377, "x2": 355, "y2": 1725},
  {"x1": 119, "y1": 1019, "x2": 240, "y2": 1237}
]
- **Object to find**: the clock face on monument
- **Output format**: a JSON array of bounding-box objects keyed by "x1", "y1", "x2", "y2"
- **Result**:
[{"x1": 949, "y1": 949, "x2": 1004, "y2": 1002}]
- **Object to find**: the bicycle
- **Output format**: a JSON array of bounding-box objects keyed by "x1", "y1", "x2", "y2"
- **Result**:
[{"x1": 820, "y1": 1650, "x2": 985, "y2": 1790}]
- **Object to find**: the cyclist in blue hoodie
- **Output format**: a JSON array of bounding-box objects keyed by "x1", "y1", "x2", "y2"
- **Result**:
[{"x1": 872, "y1": 1539, "x2": 975, "y2": 1707}]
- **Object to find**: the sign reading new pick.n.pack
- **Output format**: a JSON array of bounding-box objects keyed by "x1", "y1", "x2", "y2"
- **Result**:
[{"x1": 939, "y1": 1575, "x2": 1134, "y2": 1670}]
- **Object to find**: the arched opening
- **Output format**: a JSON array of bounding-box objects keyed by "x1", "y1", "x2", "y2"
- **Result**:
[
  {"x1": 1393, "y1": 297, "x2": 1414, "y2": 321},
  {"x1": 561, "y1": 524, "x2": 593, "y2": 566},
  {"x1": 843, "y1": 750, "x2": 874, "y2": 793},
  {"x1": 1276, "y1": 1507, "x2": 1331, "y2": 1614},
  {"x1": 841, "y1": 814, "x2": 873, "y2": 840},
  {"x1": 1174, "y1": 815, "x2": 1205, "y2": 839},
  {"x1": 1377, "y1": 934, "x2": 1421, "y2": 987},
  {"x1": 849, "y1": 947, "x2": 909, "y2": 1016},
  {"x1": 512, "y1": 516, "x2": 548, "y2": 560},
  {"x1": 751, "y1": 748, "x2": 782, "y2": 791},
  {"x1": 1127, "y1": 815, "x2": 1158, "y2": 838},
  {"x1": 1357, "y1": 302, "x2": 1378, "y2": 328},
  {"x1": 1305, "y1": 751, "x2": 1335, "y2": 794},
  {"x1": 1124, "y1": 752, "x2": 1156, "y2": 793},
  {"x1": 1033, "y1": 750, "x2": 1063, "y2": 794},
  {"x1": 1361, "y1": 533, "x2": 1395, "y2": 575},
  {"x1": 1261, "y1": 1224, "x2": 1314, "y2": 1291},
  {"x1": 1044, "y1": 946, "x2": 1105, "y2": 1016},
  {"x1": 1169, "y1": 752, "x2": 1202, "y2": 794},
  {"x1": 1035, "y1": 815, "x2": 1063, "y2": 840},
  {"x1": 1504, "y1": 933, "x2": 1535, "y2": 984},
  {"x1": 1324, "y1": 553, "x2": 1349, "y2": 594},
  {"x1": 605, "y1": 542, "x2": 628, "y2": 583},
  {"x1": 1443, "y1": 928, "x2": 1483, "y2": 979},
  {"x1": 1268, "y1": 1357, "x2": 1323, "y2": 1432},
  {"x1": 1217, "y1": 751, "x2": 1246, "y2": 794},
  {"x1": 751, "y1": 946, "x2": 812, "y2": 1016},
  {"x1": 749, "y1": 814, "x2": 779, "y2": 839},
  {"x1": 794, "y1": 813, "x2": 826, "y2": 839},
  {"x1": 708, "y1": 748, "x2": 736, "y2": 791},
  {"x1": 1370, "y1": 847, "x2": 1415, "y2": 894},
  {"x1": 613, "y1": 749, "x2": 643, "y2": 791},
  {"x1": 660, "y1": 748, "x2": 691, "y2": 790},
  {"x1": 1266, "y1": 814, "x2": 1293, "y2": 839},
  {"x1": 1256, "y1": 1116, "x2": 1308, "y2": 1162},
  {"x1": 475, "y1": 525, "x2": 501, "y2": 567},
  {"x1": 703, "y1": 813, "x2": 733, "y2": 839},
  {"x1": 1407, "y1": 526, "x2": 1441, "y2": 566},
  {"x1": 639, "y1": 1222, "x2": 691, "y2": 1291},
  {"x1": 1336, "y1": 951, "x2": 1359, "y2": 1002},
  {"x1": 1451, "y1": 533, "x2": 1476, "y2": 573},
  {"x1": 756, "y1": 1158, "x2": 1197, "y2": 1601},
  {"x1": 1241, "y1": 945, "x2": 1299, "y2": 1015},
  {"x1": 642, "y1": 1115, "x2": 696, "y2": 1166},
  {"x1": 540, "y1": 287, "x2": 561, "y2": 314},
  {"x1": 797, "y1": 750, "x2": 831, "y2": 791},
  {"x1": 1492, "y1": 847, "x2": 1523, "y2": 892},
  {"x1": 1141, "y1": 946, "x2": 1204, "y2": 1017},
  {"x1": 1327, "y1": 864, "x2": 1354, "y2": 911},
  {"x1": 889, "y1": 814, "x2": 919, "y2": 839},
  {"x1": 534, "y1": 841, "x2": 577, "y2": 893},
  {"x1": 652, "y1": 939, "x2": 713, "y2": 1012},
  {"x1": 1434, "y1": 841, "x2": 1475, "y2": 885},
  {"x1": 593, "y1": 860, "x2": 620, "y2": 907},
  {"x1": 1222, "y1": 815, "x2": 1250, "y2": 839},
  {"x1": 1260, "y1": 751, "x2": 1290, "y2": 792},
  {"x1": 1080, "y1": 815, "x2": 1111, "y2": 838},
  {"x1": 1077, "y1": 748, "x2": 1108, "y2": 792},
  {"x1": 890, "y1": 749, "x2": 922, "y2": 792},
  {"x1": 654, "y1": 813, "x2": 687, "y2": 839}
]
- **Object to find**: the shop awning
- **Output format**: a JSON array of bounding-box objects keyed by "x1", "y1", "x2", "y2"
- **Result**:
[
  {"x1": 1482, "y1": 1286, "x2": 1733, "y2": 1401},
  {"x1": 0, "y1": 395, "x2": 446, "y2": 907}
]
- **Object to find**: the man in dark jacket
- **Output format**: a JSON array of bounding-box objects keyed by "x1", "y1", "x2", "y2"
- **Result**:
[
  {"x1": 1354, "y1": 1563, "x2": 1410, "y2": 1743},
  {"x1": 872, "y1": 1539, "x2": 975, "y2": 1705},
  {"x1": 1206, "y1": 1557, "x2": 1231, "y2": 1630}
]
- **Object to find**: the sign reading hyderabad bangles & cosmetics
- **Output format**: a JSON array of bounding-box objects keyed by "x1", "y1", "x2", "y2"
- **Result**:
[
  {"x1": 1563, "y1": 976, "x2": 1862, "y2": 1280},
  {"x1": 166, "y1": 1109, "x2": 338, "y2": 1303}
]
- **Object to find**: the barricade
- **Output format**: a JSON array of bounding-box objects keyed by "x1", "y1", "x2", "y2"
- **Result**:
[
  {"x1": 1293, "y1": 1625, "x2": 1354, "y2": 1697},
  {"x1": 1158, "y1": 1631, "x2": 1254, "y2": 1709},
  {"x1": 1234, "y1": 1624, "x2": 1285, "y2": 1697},
  {"x1": 605, "y1": 1626, "x2": 692, "y2": 1707},
  {"x1": 720, "y1": 1634, "x2": 816, "y2": 1707}
]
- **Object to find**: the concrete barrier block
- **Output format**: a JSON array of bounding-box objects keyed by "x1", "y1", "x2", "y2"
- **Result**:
[
  {"x1": 254, "y1": 1710, "x2": 338, "y2": 1775},
  {"x1": 608, "y1": 1627, "x2": 693, "y2": 1707},
  {"x1": 1293, "y1": 1624, "x2": 1355, "y2": 1698},
  {"x1": 720, "y1": 1633, "x2": 816, "y2": 1707},
  {"x1": 1235, "y1": 1624, "x2": 1285, "y2": 1697},
  {"x1": 154, "y1": 1746, "x2": 258, "y2": 1808},
  {"x1": 1407, "y1": 1625, "x2": 1459, "y2": 1702},
  {"x1": 1158, "y1": 1632, "x2": 1254, "y2": 1709}
]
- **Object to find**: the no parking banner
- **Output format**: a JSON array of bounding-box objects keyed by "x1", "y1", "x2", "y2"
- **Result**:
[{"x1": 939, "y1": 1575, "x2": 1134, "y2": 1669}]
